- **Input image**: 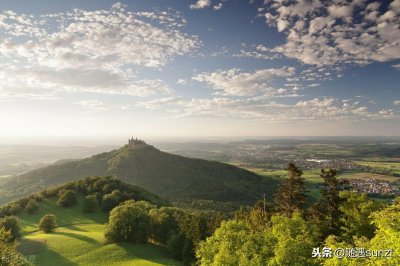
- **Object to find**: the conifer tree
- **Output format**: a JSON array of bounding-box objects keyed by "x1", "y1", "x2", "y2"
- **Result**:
[
  {"x1": 274, "y1": 163, "x2": 306, "y2": 217},
  {"x1": 319, "y1": 169, "x2": 343, "y2": 235}
]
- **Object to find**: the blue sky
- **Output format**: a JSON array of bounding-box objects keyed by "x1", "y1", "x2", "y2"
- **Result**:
[{"x1": 0, "y1": 0, "x2": 399, "y2": 141}]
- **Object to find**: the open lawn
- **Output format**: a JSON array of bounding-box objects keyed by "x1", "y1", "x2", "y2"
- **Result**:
[
  {"x1": 21, "y1": 224, "x2": 183, "y2": 266},
  {"x1": 18, "y1": 196, "x2": 108, "y2": 235},
  {"x1": 249, "y1": 167, "x2": 322, "y2": 183},
  {"x1": 17, "y1": 196, "x2": 182, "y2": 266}
]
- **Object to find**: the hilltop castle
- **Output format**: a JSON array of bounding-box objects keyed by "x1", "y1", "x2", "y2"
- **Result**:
[{"x1": 127, "y1": 137, "x2": 148, "y2": 150}]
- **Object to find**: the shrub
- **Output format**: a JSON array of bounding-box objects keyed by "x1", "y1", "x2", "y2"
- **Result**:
[
  {"x1": 0, "y1": 227, "x2": 27, "y2": 265},
  {"x1": 149, "y1": 207, "x2": 181, "y2": 244},
  {"x1": 7, "y1": 203, "x2": 22, "y2": 216},
  {"x1": 101, "y1": 190, "x2": 122, "y2": 212},
  {"x1": 26, "y1": 199, "x2": 39, "y2": 215},
  {"x1": 104, "y1": 200, "x2": 154, "y2": 243},
  {"x1": 0, "y1": 216, "x2": 21, "y2": 240},
  {"x1": 83, "y1": 195, "x2": 98, "y2": 213},
  {"x1": 166, "y1": 232, "x2": 185, "y2": 260},
  {"x1": 103, "y1": 183, "x2": 119, "y2": 194},
  {"x1": 57, "y1": 190, "x2": 77, "y2": 207},
  {"x1": 39, "y1": 214, "x2": 57, "y2": 233}
]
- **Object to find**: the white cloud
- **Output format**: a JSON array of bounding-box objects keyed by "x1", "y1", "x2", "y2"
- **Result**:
[
  {"x1": 177, "y1": 79, "x2": 187, "y2": 85},
  {"x1": 190, "y1": 0, "x2": 211, "y2": 10},
  {"x1": 138, "y1": 97, "x2": 183, "y2": 110},
  {"x1": 214, "y1": 3, "x2": 223, "y2": 11},
  {"x1": 1, "y1": 5, "x2": 198, "y2": 69},
  {"x1": 296, "y1": 98, "x2": 335, "y2": 107},
  {"x1": 77, "y1": 100, "x2": 134, "y2": 111},
  {"x1": 328, "y1": 5, "x2": 353, "y2": 19},
  {"x1": 169, "y1": 96, "x2": 396, "y2": 121},
  {"x1": 0, "y1": 64, "x2": 172, "y2": 97},
  {"x1": 233, "y1": 49, "x2": 280, "y2": 60},
  {"x1": 394, "y1": 100, "x2": 400, "y2": 106},
  {"x1": 0, "y1": 4, "x2": 198, "y2": 98},
  {"x1": 261, "y1": 0, "x2": 400, "y2": 67},
  {"x1": 308, "y1": 83, "x2": 320, "y2": 87},
  {"x1": 192, "y1": 67, "x2": 296, "y2": 96},
  {"x1": 378, "y1": 109, "x2": 394, "y2": 116},
  {"x1": 392, "y1": 63, "x2": 400, "y2": 70}
]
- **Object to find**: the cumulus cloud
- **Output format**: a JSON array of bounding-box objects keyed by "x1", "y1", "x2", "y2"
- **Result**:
[
  {"x1": 190, "y1": 0, "x2": 211, "y2": 10},
  {"x1": 233, "y1": 44, "x2": 281, "y2": 60},
  {"x1": 177, "y1": 79, "x2": 187, "y2": 85},
  {"x1": 214, "y1": 3, "x2": 223, "y2": 11},
  {"x1": 378, "y1": 109, "x2": 395, "y2": 116},
  {"x1": 167, "y1": 96, "x2": 396, "y2": 121},
  {"x1": 0, "y1": 3, "x2": 198, "y2": 98},
  {"x1": 0, "y1": 64, "x2": 171, "y2": 97},
  {"x1": 394, "y1": 100, "x2": 400, "y2": 105},
  {"x1": 261, "y1": 0, "x2": 400, "y2": 67},
  {"x1": 192, "y1": 67, "x2": 296, "y2": 96}
]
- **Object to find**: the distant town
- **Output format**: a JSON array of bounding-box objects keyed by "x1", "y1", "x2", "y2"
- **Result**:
[{"x1": 347, "y1": 178, "x2": 400, "y2": 197}]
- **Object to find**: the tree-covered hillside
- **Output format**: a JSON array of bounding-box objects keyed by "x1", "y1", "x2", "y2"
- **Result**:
[
  {"x1": 0, "y1": 143, "x2": 277, "y2": 205},
  {"x1": 0, "y1": 176, "x2": 224, "y2": 266}
]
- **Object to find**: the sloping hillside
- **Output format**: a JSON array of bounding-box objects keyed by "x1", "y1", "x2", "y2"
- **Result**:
[
  {"x1": 0, "y1": 142, "x2": 277, "y2": 204},
  {"x1": 5, "y1": 181, "x2": 181, "y2": 266}
]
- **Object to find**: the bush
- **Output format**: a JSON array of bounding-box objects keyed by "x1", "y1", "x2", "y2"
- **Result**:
[
  {"x1": 149, "y1": 207, "x2": 181, "y2": 245},
  {"x1": 0, "y1": 216, "x2": 21, "y2": 240},
  {"x1": 166, "y1": 232, "x2": 185, "y2": 260},
  {"x1": 26, "y1": 199, "x2": 39, "y2": 215},
  {"x1": 0, "y1": 227, "x2": 27, "y2": 265},
  {"x1": 83, "y1": 195, "x2": 98, "y2": 213},
  {"x1": 104, "y1": 200, "x2": 154, "y2": 243},
  {"x1": 57, "y1": 190, "x2": 77, "y2": 207},
  {"x1": 101, "y1": 190, "x2": 122, "y2": 212},
  {"x1": 39, "y1": 214, "x2": 57, "y2": 233},
  {"x1": 7, "y1": 203, "x2": 22, "y2": 216},
  {"x1": 103, "y1": 183, "x2": 119, "y2": 194}
]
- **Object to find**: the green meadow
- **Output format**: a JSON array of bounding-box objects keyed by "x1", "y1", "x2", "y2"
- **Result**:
[
  {"x1": 248, "y1": 167, "x2": 322, "y2": 201},
  {"x1": 17, "y1": 196, "x2": 183, "y2": 266},
  {"x1": 353, "y1": 160, "x2": 400, "y2": 175}
]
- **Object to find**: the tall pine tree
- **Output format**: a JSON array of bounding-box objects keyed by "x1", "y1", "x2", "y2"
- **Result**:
[
  {"x1": 274, "y1": 163, "x2": 306, "y2": 217},
  {"x1": 307, "y1": 169, "x2": 348, "y2": 240},
  {"x1": 319, "y1": 169, "x2": 342, "y2": 235}
]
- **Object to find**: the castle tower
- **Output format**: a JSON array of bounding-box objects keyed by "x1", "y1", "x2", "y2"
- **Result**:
[{"x1": 128, "y1": 137, "x2": 148, "y2": 150}]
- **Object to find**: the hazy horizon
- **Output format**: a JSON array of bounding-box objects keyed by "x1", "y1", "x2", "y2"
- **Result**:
[{"x1": 1, "y1": 135, "x2": 400, "y2": 147}]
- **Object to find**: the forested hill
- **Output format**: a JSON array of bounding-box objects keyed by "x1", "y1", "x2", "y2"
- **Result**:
[{"x1": 0, "y1": 142, "x2": 276, "y2": 204}]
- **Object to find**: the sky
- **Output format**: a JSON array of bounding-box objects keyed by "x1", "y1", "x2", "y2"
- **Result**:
[{"x1": 0, "y1": 0, "x2": 399, "y2": 142}]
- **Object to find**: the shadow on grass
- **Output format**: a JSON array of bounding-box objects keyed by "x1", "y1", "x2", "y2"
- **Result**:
[
  {"x1": 34, "y1": 249, "x2": 79, "y2": 266},
  {"x1": 52, "y1": 231, "x2": 98, "y2": 244},
  {"x1": 18, "y1": 238, "x2": 46, "y2": 255},
  {"x1": 67, "y1": 224, "x2": 89, "y2": 232},
  {"x1": 116, "y1": 242, "x2": 183, "y2": 265}
]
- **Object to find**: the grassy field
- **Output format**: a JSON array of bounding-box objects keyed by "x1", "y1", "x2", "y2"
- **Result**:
[
  {"x1": 22, "y1": 224, "x2": 183, "y2": 266},
  {"x1": 247, "y1": 167, "x2": 322, "y2": 201},
  {"x1": 353, "y1": 160, "x2": 400, "y2": 175},
  {"x1": 18, "y1": 196, "x2": 108, "y2": 235},
  {"x1": 17, "y1": 196, "x2": 183, "y2": 266},
  {"x1": 338, "y1": 172, "x2": 398, "y2": 182}
]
